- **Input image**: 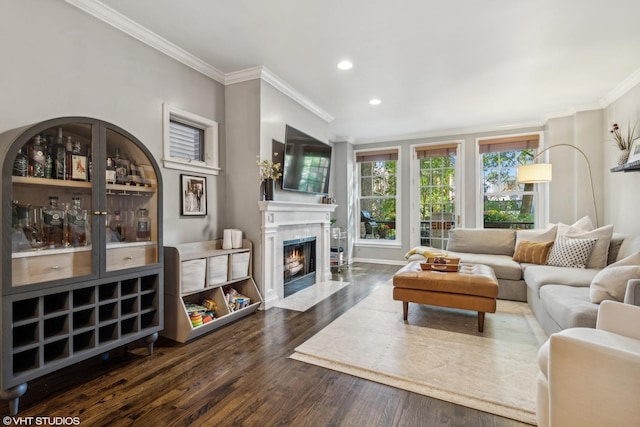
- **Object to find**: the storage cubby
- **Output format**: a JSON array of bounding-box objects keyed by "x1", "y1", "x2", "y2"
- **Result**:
[
  {"x1": 99, "y1": 283, "x2": 118, "y2": 301},
  {"x1": 44, "y1": 339, "x2": 69, "y2": 363},
  {"x1": 120, "y1": 296, "x2": 138, "y2": 315},
  {"x1": 98, "y1": 323, "x2": 118, "y2": 344},
  {"x1": 99, "y1": 302, "x2": 118, "y2": 322},
  {"x1": 43, "y1": 293, "x2": 68, "y2": 314},
  {"x1": 164, "y1": 239, "x2": 262, "y2": 342},
  {"x1": 120, "y1": 317, "x2": 138, "y2": 336},
  {"x1": 72, "y1": 330, "x2": 95, "y2": 353},
  {"x1": 121, "y1": 279, "x2": 138, "y2": 296},
  {"x1": 13, "y1": 299, "x2": 39, "y2": 322},
  {"x1": 1, "y1": 117, "x2": 164, "y2": 415},
  {"x1": 73, "y1": 308, "x2": 95, "y2": 329},
  {"x1": 73, "y1": 288, "x2": 95, "y2": 308},
  {"x1": 13, "y1": 349, "x2": 39, "y2": 374},
  {"x1": 43, "y1": 315, "x2": 69, "y2": 339},
  {"x1": 13, "y1": 323, "x2": 38, "y2": 348}
]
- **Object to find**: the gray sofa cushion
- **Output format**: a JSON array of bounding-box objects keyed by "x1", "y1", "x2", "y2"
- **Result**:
[
  {"x1": 524, "y1": 265, "x2": 597, "y2": 297},
  {"x1": 447, "y1": 228, "x2": 515, "y2": 256},
  {"x1": 445, "y1": 251, "x2": 522, "y2": 281},
  {"x1": 540, "y1": 285, "x2": 598, "y2": 329},
  {"x1": 616, "y1": 234, "x2": 640, "y2": 261}
]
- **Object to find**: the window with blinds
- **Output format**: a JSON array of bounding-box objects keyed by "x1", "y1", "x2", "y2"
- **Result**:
[
  {"x1": 356, "y1": 148, "x2": 399, "y2": 242},
  {"x1": 479, "y1": 134, "x2": 540, "y2": 230},
  {"x1": 169, "y1": 120, "x2": 204, "y2": 161},
  {"x1": 162, "y1": 104, "x2": 220, "y2": 175}
]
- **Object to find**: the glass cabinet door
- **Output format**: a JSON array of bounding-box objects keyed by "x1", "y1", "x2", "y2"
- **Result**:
[
  {"x1": 10, "y1": 121, "x2": 96, "y2": 288},
  {"x1": 103, "y1": 127, "x2": 159, "y2": 272}
]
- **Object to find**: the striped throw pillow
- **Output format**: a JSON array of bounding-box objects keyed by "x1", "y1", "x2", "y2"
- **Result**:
[{"x1": 513, "y1": 240, "x2": 554, "y2": 265}]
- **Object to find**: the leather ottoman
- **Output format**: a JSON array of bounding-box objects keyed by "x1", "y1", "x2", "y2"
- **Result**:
[{"x1": 393, "y1": 261, "x2": 499, "y2": 332}]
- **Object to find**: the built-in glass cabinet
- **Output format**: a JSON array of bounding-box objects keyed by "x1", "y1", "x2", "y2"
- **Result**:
[{"x1": 0, "y1": 117, "x2": 163, "y2": 415}]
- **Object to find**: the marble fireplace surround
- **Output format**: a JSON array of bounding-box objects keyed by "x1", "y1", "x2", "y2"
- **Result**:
[{"x1": 259, "y1": 201, "x2": 337, "y2": 309}]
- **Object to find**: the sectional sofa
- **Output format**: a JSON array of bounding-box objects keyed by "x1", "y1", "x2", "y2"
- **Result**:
[{"x1": 405, "y1": 219, "x2": 640, "y2": 334}]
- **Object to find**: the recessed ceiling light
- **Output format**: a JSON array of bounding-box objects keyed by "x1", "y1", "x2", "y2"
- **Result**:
[
  {"x1": 337, "y1": 60, "x2": 353, "y2": 70},
  {"x1": 369, "y1": 98, "x2": 382, "y2": 106}
]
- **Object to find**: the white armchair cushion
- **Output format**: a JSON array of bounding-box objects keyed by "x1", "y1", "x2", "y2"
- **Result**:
[
  {"x1": 590, "y1": 252, "x2": 640, "y2": 303},
  {"x1": 537, "y1": 301, "x2": 640, "y2": 427}
]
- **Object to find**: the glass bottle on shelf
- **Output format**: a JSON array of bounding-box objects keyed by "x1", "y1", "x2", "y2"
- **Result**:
[
  {"x1": 114, "y1": 148, "x2": 128, "y2": 185},
  {"x1": 12, "y1": 147, "x2": 28, "y2": 177},
  {"x1": 43, "y1": 196, "x2": 65, "y2": 247},
  {"x1": 44, "y1": 140, "x2": 53, "y2": 179},
  {"x1": 105, "y1": 155, "x2": 116, "y2": 184},
  {"x1": 65, "y1": 136, "x2": 73, "y2": 180},
  {"x1": 136, "y1": 208, "x2": 151, "y2": 241},
  {"x1": 66, "y1": 197, "x2": 88, "y2": 246},
  {"x1": 29, "y1": 135, "x2": 46, "y2": 178},
  {"x1": 109, "y1": 209, "x2": 125, "y2": 242},
  {"x1": 54, "y1": 128, "x2": 66, "y2": 180},
  {"x1": 12, "y1": 204, "x2": 34, "y2": 252},
  {"x1": 128, "y1": 160, "x2": 141, "y2": 185},
  {"x1": 70, "y1": 140, "x2": 87, "y2": 181}
]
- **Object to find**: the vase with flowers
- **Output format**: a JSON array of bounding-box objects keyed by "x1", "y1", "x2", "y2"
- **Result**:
[
  {"x1": 610, "y1": 120, "x2": 639, "y2": 165},
  {"x1": 256, "y1": 154, "x2": 282, "y2": 200}
]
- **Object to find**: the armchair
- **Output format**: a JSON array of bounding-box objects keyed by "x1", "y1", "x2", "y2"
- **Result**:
[{"x1": 537, "y1": 290, "x2": 640, "y2": 426}]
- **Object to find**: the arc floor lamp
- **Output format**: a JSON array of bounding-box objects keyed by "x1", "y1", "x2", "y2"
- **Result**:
[{"x1": 516, "y1": 143, "x2": 598, "y2": 227}]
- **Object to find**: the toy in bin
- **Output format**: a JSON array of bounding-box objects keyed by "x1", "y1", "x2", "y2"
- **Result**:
[{"x1": 223, "y1": 287, "x2": 251, "y2": 312}]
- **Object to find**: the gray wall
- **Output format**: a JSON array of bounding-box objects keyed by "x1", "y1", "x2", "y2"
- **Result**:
[
  {"x1": 604, "y1": 82, "x2": 640, "y2": 233},
  {"x1": 0, "y1": 0, "x2": 226, "y2": 246}
]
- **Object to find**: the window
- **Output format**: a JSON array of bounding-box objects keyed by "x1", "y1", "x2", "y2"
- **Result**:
[
  {"x1": 163, "y1": 104, "x2": 220, "y2": 175},
  {"x1": 415, "y1": 143, "x2": 459, "y2": 249},
  {"x1": 479, "y1": 134, "x2": 541, "y2": 229},
  {"x1": 356, "y1": 148, "x2": 398, "y2": 242}
]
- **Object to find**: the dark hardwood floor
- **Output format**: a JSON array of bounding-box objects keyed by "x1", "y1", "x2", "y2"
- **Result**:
[{"x1": 3, "y1": 263, "x2": 529, "y2": 426}]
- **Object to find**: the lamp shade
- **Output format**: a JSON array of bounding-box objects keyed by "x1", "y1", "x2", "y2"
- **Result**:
[{"x1": 517, "y1": 163, "x2": 552, "y2": 183}]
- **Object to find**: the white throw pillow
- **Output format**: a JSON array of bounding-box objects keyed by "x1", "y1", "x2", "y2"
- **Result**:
[
  {"x1": 556, "y1": 223, "x2": 614, "y2": 269},
  {"x1": 515, "y1": 225, "x2": 557, "y2": 247},
  {"x1": 546, "y1": 235, "x2": 598, "y2": 269},
  {"x1": 590, "y1": 252, "x2": 640, "y2": 303},
  {"x1": 551, "y1": 216, "x2": 594, "y2": 232}
]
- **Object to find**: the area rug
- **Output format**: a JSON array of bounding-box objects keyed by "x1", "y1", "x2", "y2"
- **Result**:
[
  {"x1": 275, "y1": 281, "x2": 350, "y2": 312},
  {"x1": 290, "y1": 283, "x2": 547, "y2": 425}
]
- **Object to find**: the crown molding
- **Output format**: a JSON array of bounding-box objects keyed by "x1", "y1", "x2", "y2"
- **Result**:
[
  {"x1": 65, "y1": 0, "x2": 225, "y2": 83},
  {"x1": 600, "y1": 66, "x2": 640, "y2": 108},
  {"x1": 66, "y1": 1, "x2": 334, "y2": 124},
  {"x1": 225, "y1": 66, "x2": 334, "y2": 123},
  {"x1": 354, "y1": 120, "x2": 545, "y2": 145}
]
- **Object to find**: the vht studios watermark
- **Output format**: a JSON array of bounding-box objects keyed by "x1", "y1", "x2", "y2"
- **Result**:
[{"x1": 2, "y1": 416, "x2": 80, "y2": 426}]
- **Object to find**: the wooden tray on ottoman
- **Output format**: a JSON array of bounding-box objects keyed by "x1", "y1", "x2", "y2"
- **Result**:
[{"x1": 420, "y1": 257, "x2": 460, "y2": 272}]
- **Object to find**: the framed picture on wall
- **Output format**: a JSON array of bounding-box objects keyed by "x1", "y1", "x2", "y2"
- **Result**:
[
  {"x1": 181, "y1": 174, "x2": 207, "y2": 216},
  {"x1": 628, "y1": 139, "x2": 640, "y2": 164}
]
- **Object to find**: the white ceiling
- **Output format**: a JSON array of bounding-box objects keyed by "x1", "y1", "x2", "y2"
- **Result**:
[{"x1": 85, "y1": 0, "x2": 640, "y2": 142}]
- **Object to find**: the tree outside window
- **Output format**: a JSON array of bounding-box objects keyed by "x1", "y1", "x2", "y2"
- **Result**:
[{"x1": 482, "y1": 148, "x2": 536, "y2": 229}]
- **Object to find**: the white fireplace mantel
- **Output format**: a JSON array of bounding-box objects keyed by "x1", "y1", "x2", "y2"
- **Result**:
[{"x1": 259, "y1": 201, "x2": 337, "y2": 309}]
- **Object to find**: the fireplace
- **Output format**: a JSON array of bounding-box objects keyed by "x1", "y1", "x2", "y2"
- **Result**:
[
  {"x1": 283, "y1": 237, "x2": 316, "y2": 296},
  {"x1": 258, "y1": 201, "x2": 336, "y2": 308}
]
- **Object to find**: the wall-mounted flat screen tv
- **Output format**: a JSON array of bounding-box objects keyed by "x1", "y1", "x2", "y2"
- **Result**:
[{"x1": 282, "y1": 125, "x2": 332, "y2": 195}]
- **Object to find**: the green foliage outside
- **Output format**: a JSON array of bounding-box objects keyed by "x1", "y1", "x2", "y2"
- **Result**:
[
  {"x1": 360, "y1": 160, "x2": 397, "y2": 239},
  {"x1": 482, "y1": 149, "x2": 535, "y2": 226}
]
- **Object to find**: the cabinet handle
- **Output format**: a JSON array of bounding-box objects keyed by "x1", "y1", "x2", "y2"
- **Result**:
[
  {"x1": 125, "y1": 256, "x2": 133, "y2": 260},
  {"x1": 94, "y1": 211, "x2": 101, "y2": 215},
  {"x1": 51, "y1": 265, "x2": 59, "y2": 270},
  {"x1": 101, "y1": 211, "x2": 107, "y2": 215}
]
